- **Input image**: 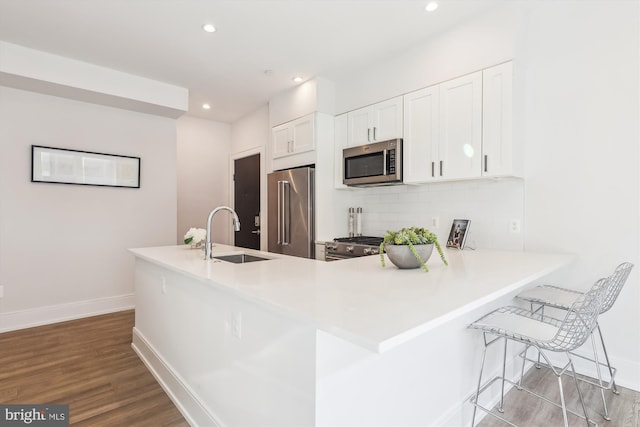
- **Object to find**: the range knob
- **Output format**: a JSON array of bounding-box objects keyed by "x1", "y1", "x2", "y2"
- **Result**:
[
  {"x1": 346, "y1": 245, "x2": 354, "y2": 253},
  {"x1": 363, "y1": 247, "x2": 372, "y2": 255},
  {"x1": 369, "y1": 247, "x2": 379, "y2": 255}
]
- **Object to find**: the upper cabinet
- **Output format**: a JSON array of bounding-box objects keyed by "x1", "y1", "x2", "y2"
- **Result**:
[
  {"x1": 482, "y1": 62, "x2": 517, "y2": 177},
  {"x1": 403, "y1": 61, "x2": 517, "y2": 184},
  {"x1": 403, "y1": 86, "x2": 439, "y2": 183},
  {"x1": 271, "y1": 113, "x2": 315, "y2": 159},
  {"x1": 347, "y1": 96, "x2": 403, "y2": 146},
  {"x1": 404, "y1": 72, "x2": 482, "y2": 183},
  {"x1": 438, "y1": 71, "x2": 483, "y2": 180}
]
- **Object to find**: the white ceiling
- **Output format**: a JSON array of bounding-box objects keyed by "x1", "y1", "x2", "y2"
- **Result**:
[{"x1": 0, "y1": 0, "x2": 501, "y2": 123}]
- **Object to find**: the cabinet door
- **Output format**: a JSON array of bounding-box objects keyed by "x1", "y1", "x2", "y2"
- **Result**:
[
  {"x1": 403, "y1": 86, "x2": 439, "y2": 184},
  {"x1": 272, "y1": 124, "x2": 291, "y2": 159},
  {"x1": 291, "y1": 114, "x2": 315, "y2": 154},
  {"x1": 439, "y1": 72, "x2": 482, "y2": 180},
  {"x1": 482, "y1": 62, "x2": 513, "y2": 177},
  {"x1": 371, "y1": 96, "x2": 403, "y2": 142},
  {"x1": 347, "y1": 107, "x2": 372, "y2": 147}
]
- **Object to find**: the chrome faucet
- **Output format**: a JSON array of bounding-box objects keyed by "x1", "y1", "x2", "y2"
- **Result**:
[{"x1": 205, "y1": 206, "x2": 241, "y2": 259}]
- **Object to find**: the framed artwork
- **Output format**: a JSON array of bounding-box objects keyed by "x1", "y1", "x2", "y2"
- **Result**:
[
  {"x1": 447, "y1": 219, "x2": 470, "y2": 249},
  {"x1": 31, "y1": 145, "x2": 140, "y2": 188}
]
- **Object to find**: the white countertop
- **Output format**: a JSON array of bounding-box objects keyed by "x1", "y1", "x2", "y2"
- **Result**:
[{"x1": 129, "y1": 244, "x2": 574, "y2": 352}]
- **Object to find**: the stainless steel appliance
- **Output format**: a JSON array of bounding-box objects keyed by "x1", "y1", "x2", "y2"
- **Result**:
[
  {"x1": 325, "y1": 236, "x2": 383, "y2": 261},
  {"x1": 343, "y1": 139, "x2": 402, "y2": 186},
  {"x1": 268, "y1": 167, "x2": 315, "y2": 259}
]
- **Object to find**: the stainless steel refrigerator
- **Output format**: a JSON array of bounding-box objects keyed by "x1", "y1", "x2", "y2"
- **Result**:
[{"x1": 267, "y1": 167, "x2": 315, "y2": 259}]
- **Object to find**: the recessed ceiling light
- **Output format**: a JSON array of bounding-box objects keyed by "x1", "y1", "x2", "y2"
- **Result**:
[
  {"x1": 202, "y1": 23, "x2": 216, "y2": 33},
  {"x1": 202, "y1": 103, "x2": 211, "y2": 110},
  {"x1": 292, "y1": 76, "x2": 303, "y2": 83},
  {"x1": 425, "y1": 1, "x2": 439, "y2": 12}
]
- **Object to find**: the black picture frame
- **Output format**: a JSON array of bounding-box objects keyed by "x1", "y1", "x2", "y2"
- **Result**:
[
  {"x1": 31, "y1": 145, "x2": 140, "y2": 188},
  {"x1": 446, "y1": 219, "x2": 470, "y2": 249}
]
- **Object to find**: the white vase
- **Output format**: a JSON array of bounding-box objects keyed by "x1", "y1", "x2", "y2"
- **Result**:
[{"x1": 385, "y1": 244, "x2": 434, "y2": 269}]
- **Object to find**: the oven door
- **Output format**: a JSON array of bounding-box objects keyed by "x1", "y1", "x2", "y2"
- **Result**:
[
  {"x1": 343, "y1": 139, "x2": 402, "y2": 186},
  {"x1": 325, "y1": 253, "x2": 355, "y2": 262}
]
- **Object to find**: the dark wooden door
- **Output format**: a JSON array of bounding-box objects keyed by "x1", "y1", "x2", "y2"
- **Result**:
[{"x1": 233, "y1": 154, "x2": 261, "y2": 250}]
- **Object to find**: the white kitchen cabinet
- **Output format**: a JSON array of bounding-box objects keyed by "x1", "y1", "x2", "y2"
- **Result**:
[
  {"x1": 403, "y1": 85, "x2": 439, "y2": 184},
  {"x1": 347, "y1": 96, "x2": 402, "y2": 146},
  {"x1": 403, "y1": 72, "x2": 483, "y2": 183},
  {"x1": 438, "y1": 71, "x2": 483, "y2": 180},
  {"x1": 482, "y1": 61, "x2": 518, "y2": 177},
  {"x1": 271, "y1": 113, "x2": 315, "y2": 159}
]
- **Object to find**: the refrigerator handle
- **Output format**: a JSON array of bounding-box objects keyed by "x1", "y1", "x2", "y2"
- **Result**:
[
  {"x1": 282, "y1": 180, "x2": 290, "y2": 245},
  {"x1": 277, "y1": 180, "x2": 282, "y2": 244}
]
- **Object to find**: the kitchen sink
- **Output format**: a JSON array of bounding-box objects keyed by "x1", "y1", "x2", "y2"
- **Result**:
[{"x1": 213, "y1": 253, "x2": 270, "y2": 264}]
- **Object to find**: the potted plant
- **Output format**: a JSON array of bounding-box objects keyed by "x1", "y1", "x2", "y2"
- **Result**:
[{"x1": 380, "y1": 227, "x2": 448, "y2": 272}]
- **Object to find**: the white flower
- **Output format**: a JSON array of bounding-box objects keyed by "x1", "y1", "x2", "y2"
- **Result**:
[{"x1": 184, "y1": 227, "x2": 207, "y2": 245}]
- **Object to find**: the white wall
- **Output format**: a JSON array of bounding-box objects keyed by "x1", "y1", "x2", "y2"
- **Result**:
[
  {"x1": 331, "y1": 5, "x2": 516, "y2": 114},
  {"x1": 0, "y1": 86, "x2": 177, "y2": 330},
  {"x1": 231, "y1": 105, "x2": 269, "y2": 155},
  {"x1": 176, "y1": 116, "x2": 231, "y2": 245},
  {"x1": 230, "y1": 106, "x2": 270, "y2": 250},
  {"x1": 518, "y1": 0, "x2": 640, "y2": 387}
]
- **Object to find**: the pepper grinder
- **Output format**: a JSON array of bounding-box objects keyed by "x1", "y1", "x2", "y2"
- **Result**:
[
  {"x1": 356, "y1": 207, "x2": 363, "y2": 236},
  {"x1": 348, "y1": 207, "x2": 355, "y2": 237}
]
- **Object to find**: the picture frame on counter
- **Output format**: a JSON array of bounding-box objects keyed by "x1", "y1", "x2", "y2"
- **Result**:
[
  {"x1": 447, "y1": 219, "x2": 470, "y2": 249},
  {"x1": 31, "y1": 145, "x2": 140, "y2": 188}
]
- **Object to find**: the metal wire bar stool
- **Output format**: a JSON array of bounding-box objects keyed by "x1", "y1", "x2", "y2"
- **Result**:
[
  {"x1": 468, "y1": 276, "x2": 611, "y2": 427},
  {"x1": 515, "y1": 262, "x2": 633, "y2": 420}
]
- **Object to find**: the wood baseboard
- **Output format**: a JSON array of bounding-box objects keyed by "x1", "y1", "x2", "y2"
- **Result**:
[{"x1": 0, "y1": 294, "x2": 134, "y2": 332}]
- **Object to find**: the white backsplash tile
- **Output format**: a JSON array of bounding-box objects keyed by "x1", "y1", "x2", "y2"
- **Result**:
[{"x1": 336, "y1": 179, "x2": 524, "y2": 251}]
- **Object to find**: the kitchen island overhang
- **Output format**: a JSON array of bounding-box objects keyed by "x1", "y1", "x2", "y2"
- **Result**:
[{"x1": 130, "y1": 244, "x2": 573, "y2": 426}]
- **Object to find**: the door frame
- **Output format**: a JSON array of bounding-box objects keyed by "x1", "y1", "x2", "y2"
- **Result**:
[{"x1": 229, "y1": 147, "x2": 267, "y2": 250}]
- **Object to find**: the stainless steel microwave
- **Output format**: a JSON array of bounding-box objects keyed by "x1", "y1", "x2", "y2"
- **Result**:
[{"x1": 343, "y1": 139, "x2": 402, "y2": 186}]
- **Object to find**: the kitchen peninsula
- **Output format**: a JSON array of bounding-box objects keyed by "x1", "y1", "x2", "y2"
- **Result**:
[{"x1": 130, "y1": 244, "x2": 573, "y2": 426}]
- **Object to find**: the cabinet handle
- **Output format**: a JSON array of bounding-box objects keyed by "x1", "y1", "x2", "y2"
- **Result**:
[
  {"x1": 439, "y1": 160, "x2": 443, "y2": 177},
  {"x1": 431, "y1": 161, "x2": 435, "y2": 177},
  {"x1": 367, "y1": 128, "x2": 371, "y2": 142},
  {"x1": 484, "y1": 155, "x2": 488, "y2": 173},
  {"x1": 373, "y1": 126, "x2": 377, "y2": 141}
]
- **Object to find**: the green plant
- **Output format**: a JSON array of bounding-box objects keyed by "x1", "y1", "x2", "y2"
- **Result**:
[{"x1": 380, "y1": 226, "x2": 448, "y2": 272}]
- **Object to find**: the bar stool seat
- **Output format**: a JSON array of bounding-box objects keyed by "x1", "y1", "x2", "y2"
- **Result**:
[
  {"x1": 518, "y1": 285, "x2": 583, "y2": 308},
  {"x1": 472, "y1": 306, "x2": 560, "y2": 343},
  {"x1": 469, "y1": 276, "x2": 611, "y2": 427}
]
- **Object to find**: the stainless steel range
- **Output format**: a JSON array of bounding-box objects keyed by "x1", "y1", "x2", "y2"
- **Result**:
[{"x1": 325, "y1": 236, "x2": 383, "y2": 261}]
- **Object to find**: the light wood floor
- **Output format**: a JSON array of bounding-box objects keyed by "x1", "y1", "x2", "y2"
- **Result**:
[
  {"x1": 0, "y1": 310, "x2": 188, "y2": 426},
  {"x1": 2, "y1": 311, "x2": 638, "y2": 427},
  {"x1": 477, "y1": 365, "x2": 640, "y2": 427}
]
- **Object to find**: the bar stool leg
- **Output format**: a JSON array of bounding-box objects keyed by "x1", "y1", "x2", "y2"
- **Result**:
[
  {"x1": 531, "y1": 303, "x2": 544, "y2": 368},
  {"x1": 517, "y1": 344, "x2": 529, "y2": 390},
  {"x1": 557, "y1": 374, "x2": 570, "y2": 427},
  {"x1": 597, "y1": 323, "x2": 619, "y2": 395},
  {"x1": 471, "y1": 341, "x2": 489, "y2": 427},
  {"x1": 568, "y1": 355, "x2": 593, "y2": 427},
  {"x1": 591, "y1": 333, "x2": 610, "y2": 420},
  {"x1": 498, "y1": 337, "x2": 508, "y2": 413}
]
